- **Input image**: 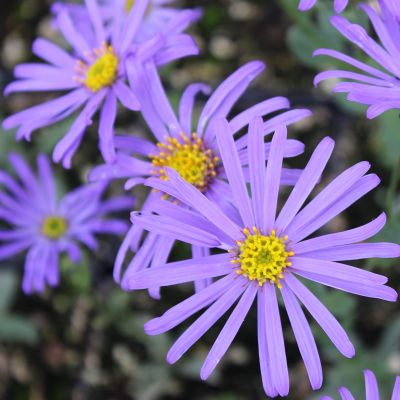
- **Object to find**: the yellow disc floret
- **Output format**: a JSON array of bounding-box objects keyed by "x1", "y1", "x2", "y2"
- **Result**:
[
  {"x1": 233, "y1": 227, "x2": 294, "y2": 288},
  {"x1": 125, "y1": 0, "x2": 135, "y2": 13},
  {"x1": 150, "y1": 133, "x2": 219, "y2": 192},
  {"x1": 42, "y1": 216, "x2": 68, "y2": 240},
  {"x1": 75, "y1": 44, "x2": 119, "y2": 93}
]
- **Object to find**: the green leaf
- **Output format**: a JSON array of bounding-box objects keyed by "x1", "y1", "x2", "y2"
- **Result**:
[
  {"x1": 0, "y1": 314, "x2": 39, "y2": 344},
  {"x1": 0, "y1": 270, "x2": 18, "y2": 313}
]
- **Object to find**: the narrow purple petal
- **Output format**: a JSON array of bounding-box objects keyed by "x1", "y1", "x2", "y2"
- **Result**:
[
  {"x1": 145, "y1": 273, "x2": 237, "y2": 335},
  {"x1": 364, "y1": 370, "x2": 380, "y2": 400},
  {"x1": 263, "y1": 284, "x2": 289, "y2": 396},
  {"x1": 263, "y1": 125, "x2": 287, "y2": 233},
  {"x1": 123, "y1": 253, "x2": 233, "y2": 290},
  {"x1": 294, "y1": 269, "x2": 398, "y2": 302},
  {"x1": 142, "y1": 62, "x2": 181, "y2": 135},
  {"x1": 285, "y1": 273, "x2": 355, "y2": 357},
  {"x1": 200, "y1": 284, "x2": 257, "y2": 380},
  {"x1": 275, "y1": 137, "x2": 335, "y2": 234},
  {"x1": 32, "y1": 38, "x2": 75, "y2": 68},
  {"x1": 291, "y1": 257, "x2": 389, "y2": 285},
  {"x1": 289, "y1": 174, "x2": 380, "y2": 243},
  {"x1": 120, "y1": 0, "x2": 150, "y2": 54},
  {"x1": 113, "y1": 81, "x2": 140, "y2": 111},
  {"x1": 164, "y1": 168, "x2": 243, "y2": 241},
  {"x1": 229, "y1": 97, "x2": 290, "y2": 134},
  {"x1": 298, "y1": 0, "x2": 317, "y2": 11},
  {"x1": 215, "y1": 118, "x2": 255, "y2": 228},
  {"x1": 339, "y1": 388, "x2": 356, "y2": 400},
  {"x1": 391, "y1": 377, "x2": 400, "y2": 400},
  {"x1": 197, "y1": 61, "x2": 265, "y2": 136},
  {"x1": 235, "y1": 109, "x2": 312, "y2": 151},
  {"x1": 53, "y1": 91, "x2": 106, "y2": 165},
  {"x1": 293, "y1": 212, "x2": 386, "y2": 254},
  {"x1": 0, "y1": 239, "x2": 33, "y2": 260},
  {"x1": 85, "y1": 0, "x2": 106, "y2": 43},
  {"x1": 166, "y1": 278, "x2": 246, "y2": 364},
  {"x1": 37, "y1": 155, "x2": 57, "y2": 213},
  {"x1": 281, "y1": 283, "x2": 322, "y2": 390},
  {"x1": 313, "y1": 49, "x2": 395, "y2": 82},
  {"x1": 248, "y1": 117, "x2": 266, "y2": 230},
  {"x1": 299, "y1": 243, "x2": 400, "y2": 262},
  {"x1": 131, "y1": 211, "x2": 221, "y2": 247},
  {"x1": 179, "y1": 83, "x2": 211, "y2": 135},
  {"x1": 257, "y1": 289, "x2": 279, "y2": 398},
  {"x1": 56, "y1": 10, "x2": 91, "y2": 59}
]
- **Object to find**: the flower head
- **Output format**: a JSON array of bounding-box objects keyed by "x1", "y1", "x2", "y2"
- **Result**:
[
  {"x1": 3, "y1": 0, "x2": 199, "y2": 167},
  {"x1": 314, "y1": 1, "x2": 400, "y2": 118},
  {"x1": 321, "y1": 370, "x2": 400, "y2": 400},
  {"x1": 298, "y1": 0, "x2": 348, "y2": 13},
  {"x1": 0, "y1": 153, "x2": 133, "y2": 294},
  {"x1": 122, "y1": 117, "x2": 399, "y2": 397},
  {"x1": 52, "y1": 0, "x2": 202, "y2": 44},
  {"x1": 89, "y1": 61, "x2": 311, "y2": 298}
]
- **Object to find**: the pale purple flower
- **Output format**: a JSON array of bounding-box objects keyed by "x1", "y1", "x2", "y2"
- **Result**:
[
  {"x1": 314, "y1": 1, "x2": 400, "y2": 118},
  {"x1": 51, "y1": 0, "x2": 202, "y2": 44},
  {"x1": 321, "y1": 370, "x2": 400, "y2": 400},
  {"x1": 3, "y1": 0, "x2": 199, "y2": 167},
  {"x1": 384, "y1": 0, "x2": 400, "y2": 20},
  {"x1": 89, "y1": 61, "x2": 311, "y2": 298},
  {"x1": 298, "y1": 0, "x2": 348, "y2": 13},
  {"x1": 122, "y1": 117, "x2": 399, "y2": 397},
  {"x1": 0, "y1": 153, "x2": 133, "y2": 294}
]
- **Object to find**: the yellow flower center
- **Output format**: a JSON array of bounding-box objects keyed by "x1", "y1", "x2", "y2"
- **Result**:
[
  {"x1": 76, "y1": 44, "x2": 119, "y2": 93},
  {"x1": 150, "y1": 133, "x2": 219, "y2": 192},
  {"x1": 233, "y1": 228, "x2": 294, "y2": 288},
  {"x1": 125, "y1": 0, "x2": 135, "y2": 13},
  {"x1": 42, "y1": 216, "x2": 68, "y2": 240}
]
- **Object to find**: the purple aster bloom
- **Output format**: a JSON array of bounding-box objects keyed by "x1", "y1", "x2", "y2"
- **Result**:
[
  {"x1": 3, "y1": 0, "x2": 199, "y2": 167},
  {"x1": 122, "y1": 117, "x2": 399, "y2": 397},
  {"x1": 384, "y1": 0, "x2": 400, "y2": 21},
  {"x1": 51, "y1": 0, "x2": 202, "y2": 44},
  {"x1": 298, "y1": 0, "x2": 348, "y2": 13},
  {"x1": 0, "y1": 153, "x2": 133, "y2": 295},
  {"x1": 321, "y1": 369, "x2": 400, "y2": 400},
  {"x1": 314, "y1": 1, "x2": 400, "y2": 119},
  {"x1": 89, "y1": 61, "x2": 311, "y2": 298}
]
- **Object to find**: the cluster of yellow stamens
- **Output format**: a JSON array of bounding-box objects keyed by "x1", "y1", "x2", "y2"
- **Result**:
[
  {"x1": 232, "y1": 227, "x2": 294, "y2": 288},
  {"x1": 150, "y1": 133, "x2": 219, "y2": 192},
  {"x1": 42, "y1": 216, "x2": 68, "y2": 240},
  {"x1": 125, "y1": 0, "x2": 135, "y2": 13},
  {"x1": 75, "y1": 43, "x2": 119, "y2": 93}
]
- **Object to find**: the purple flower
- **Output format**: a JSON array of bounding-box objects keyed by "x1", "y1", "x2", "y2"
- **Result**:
[
  {"x1": 51, "y1": 0, "x2": 202, "y2": 44},
  {"x1": 384, "y1": 0, "x2": 400, "y2": 20},
  {"x1": 89, "y1": 61, "x2": 311, "y2": 298},
  {"x1": 321, "y1": 370, "x2": 400, "y2": 400},
  {"x1": 298, "y1": 0, "x2": 348, "y2": 13},
  {"x1": 122, "y1": 117, "x2": 399, "y2": 397},
  {"x1": 314, "y1": 1, "x2": 400, "y2": 119},
  {"x1": 3, "y1": 0, "x2": 199, "y2": 167},
  {"x1": 0, "y1": 153, "x2": 133, "y2": 294}
]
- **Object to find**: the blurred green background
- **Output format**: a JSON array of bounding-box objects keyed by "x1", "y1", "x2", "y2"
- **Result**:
[{"x1": 0, "y1": 0, "x2": 400, "y2": 399}]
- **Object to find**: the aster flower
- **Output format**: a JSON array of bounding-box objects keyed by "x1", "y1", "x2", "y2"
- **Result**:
[
  {"x1": 0, "y1": 153, "x2": 133, "y2": 294},
  {"x1": 122, "y1": 117, "x2": 399, "y2": 397},
  {"x1": 321, "y1": 370, "x2": 400, "y2": 400},
  {"x1": 314, "y1": 1, "x2": 400, "y2": 118},
  {"x1": 298, "y1": 0, "x2": 348, "y2": 13},
  {"x1": 52, "y1": 0, "x2": 202, "y2": 44},
  {"x1": 3, "y1": 0, "x2": 199, "y2": 167},
  {"x1": 89, "y1": 61, "x2": 311, "y2": 297}
]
